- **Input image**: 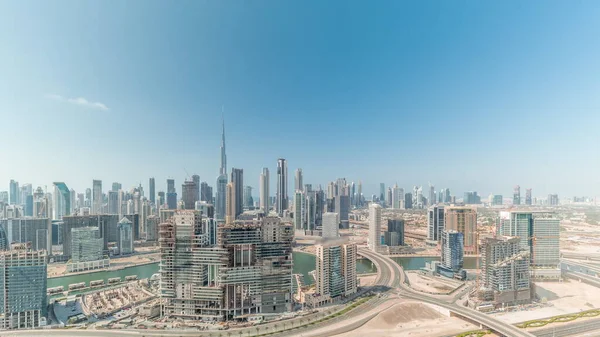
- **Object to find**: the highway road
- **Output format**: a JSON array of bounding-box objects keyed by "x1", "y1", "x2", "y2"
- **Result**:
[
  {"x1": 359, "y1": 248, "x2": 536, "y2": 337},
  {"x1": 532, "y1": 317, "x2": 600, "y2": 337}
]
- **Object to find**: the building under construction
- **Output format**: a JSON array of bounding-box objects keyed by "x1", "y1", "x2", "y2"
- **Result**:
[
  {"x1": 475, "y1": 236, "x2": 531, "y2": 310},
  {"x1": 160, "y1": 211, "x2": 293, "y2": 321}
]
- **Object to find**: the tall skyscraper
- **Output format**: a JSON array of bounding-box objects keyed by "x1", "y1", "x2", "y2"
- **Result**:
[
  {"x1": 111, "y1": 182, "x2": 121, "y2": 192},
  {"x1": 404, "y1": 192, "x2": 413, "y2": 209},
  {"x1": 391, "y1": 184, "x2": 403, "y2": 209},
  {"x1": 200, "y1": 182, "x2": 213, "y2": 203},
  {"x1": 513, "y1": 185, "x2": 521, "y2": 205},
  {"x1": 314, "y1": 241, "x2": 357, "y2": 304},
  {"x1": 243, "y1": 186, "x2": 253, "y2": 208},
  {"x1": 92, "y1": 179, "x2": 102, "y2": 214},
  {"x1": 379, "y1": 183, "x2": 385, "y2": 204},
  {"x1": 293, "y1": 191, "x2": 306, "y2": 231},
  {"x1": 429, "y1": 184, "x2": 435, "y2": 206},
  {"x1": 53, "y1": 182, "x2": 71, "y2": 220},
  {"x1": 525, "y1": 188, "x2": 532, "y2": 206},
  {"x1": 108, "y1": 190, "x2": 119, "y2": 214},
  {"x1": 444, "y1": 188, "x2": 451, "y2": 203},
  {"x1": 259, "y1": 168, "x2": 270, "y2": 213},
  {"x1": 385, "y1": 219, "x2": 404, "y2": 246},
  {"x1": 225, "y1": 182, "x2": 236, "y2": 224},
  {"x1": 368, "y1": 204, "x2": 382, "y2": 251},
  {"x1": 498, "y1": 211, "x2": 560, "y2": 272},
  {"x1": 480, "y1": 237, "x2": 530, "y2": 307},
  {"x1": 295, "y1": 168, "x2": 303, "y2": 192},
  {"x1": 427, "y1": 205, "x2": 445, "y2": 242},
  {"x1": 322, "y1": 212, "x2": 339, "y2": 239},
  {"x1": 167, "y1": 179, "x2": 175, "y2": 193},
  {"x1": 357, "y1": 181, "x2": 362, "y2": 207},
  {"x1": 191, "y1": 174, "x2": 200, "y2": 201},
  {"x1": 215, "y1": 118, "x2": 228, "y2": 221},
  {"x1": 9, "y1": 180, "x2": 19, "y2": 205},
  {"x1": 444, "y1": 206, "x2": 478, "y2": 255},
  {"x1": 181, "y1": 180, "x2": 199, "y2": 210},
  {"x1": 149, "y1": 177, "x2": 156, "y2": 204},
  {"x1": 276, "y1": 158, "x2": 288, "y2": 216},
  {"x1": 230, "y1": 168, "x2": 244, "y2": 217},
  {"x1": 0, "y1": 243, "x2": 47, "y2": 329},
  {"x1": 441, "y1": 230, "x2": 464, "y2": 272},
  {"x1": 117, "y1": 217, "x2": 134, "y2": 255}
]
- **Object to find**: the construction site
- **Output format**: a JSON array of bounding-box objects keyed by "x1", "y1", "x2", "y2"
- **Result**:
[{"x1": 81, "y1": 282, "x2": 155, "y2": 318}]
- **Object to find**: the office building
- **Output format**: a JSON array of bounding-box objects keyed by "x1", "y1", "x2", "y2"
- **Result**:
[
  {"x1": 464, "y1": 191, "x2": 481, "y2": 205},
  {"x1": 513, "y1": 185, "x2": 521, "y2": 205},
  {"x1": 525, "y1": 188, "x2": 532, "y2": 206},
  {"x1": 145, "y1": 215, "x2": 159, "y2": 242},
  {"x1": 293, "y1": 191, "x2": 306, "y2": 231},
  {"x1": 0, "y1": 218, "x2": 49, "y2": 251},
  {"x1": 295, "y1": 168, "x2": 303, "y2": 192},
  {"x1": 243, "y1": 186, "x2": 253, "y2": 209},
  {"x1": 149, "y1": 177, "x2": 156, "y2": 204},
  {"x1": 230, "y1": 168, "x2": 244, "y2": 217},
  {"x1": 357, "y1": 181, "x2": 362, "y2": 207},
  {"x1": 157, "y1": 191, "x2": 165, "y2": 207},
  {"x1": 215, "y1": 174, "x2": 227, "y2": 221},
  {"x1": 276, "y1": 158, "x2": 288, "y2": 216},
  {"x1": 429, "y1": 184, "x2": 435, "y2": 207},
  {"x1": 166, "y1": 192, "x2": 177, "y2": 210},
  {"x1": 479, "y1": 237, "x2": 530, "y2": 307},
  {"x1": 368, "y1": 204, "x2": 382, "y2": 252},
  {"x1": 404, "y1": 193, "x2": 413, "y2": 209},
  {"x1": 200, "y1": 182, "x2": 213, "y2": 203},
  {"x1": 182, "y1": 180, "x2": 199, "y2": 210},
  {"x1": 444, "y1": 206, "x2": 478, "y2": 255},
  {"x1": 441, "y1": 230, "x2": 464, "y2": 272},
  {"x1": 92, "y1": 180, "x2": 102, "y2": 214},
  {"x1": 259, "y1": 168, "x2": 270, "y2": 213},
  {"x1": 117, "y1": 217, "x2": 134, "y2": 255},
  {"x1": 107, "y1": 190, "x2": 119, "y2": 214},
  {"x1": 192, "y1": 174, "x2": 200, "y2": 199},
  {"x1": 322, "y1": 212, "x2": 339, "y2": 239},
  {"x1": 492, "y1": 195, "x2": 503, "y2": 206},
  {"x1": 427, "y1": 205, "x2": 445, "y2": 242},
  {"x1": 0, "y1": 243, "x2": 47, "y2": 329},
  {"x1": 444, "y1": 188, "x2": 451, "y2": 203},
  {"x1": 312, "y1": 241, "x2": 357, "y2": 306},
  {"x1": 384, "y1": 219, "x2": 404, "y2": 246},
  {"x1": 61, "y1": 214, "x2": 120, "y2": 258},
  {"x1": 160, "y1": 212, "x2": 293, "y2": 320},
  {"x1": 225, "y1": 182, "x2": 236, "y2": 224},
  {"x1": 392, "y1": 184, "x2": 403, "y2": 209},
  {"x1": 548, "y1": 194, "x2": 559, "y2": 206},
  {"x1": 379, "y1": 183, "x2": 385, "y2": 205},
  {"x1": 52, "y1": 182, "x2": 71, "y2": 220},
  {"x1": 68, "y1": 226, "x2": 108, "y2": 272},
  {"x1": 111, "y1": 182, "x2": 122, "y2": 192},
  {"x1": 334, "y1": 194, "x2": 350, "y2": 229},
  {"x1": 0, "y1": 225, "x2": 7, "y2": 251}
]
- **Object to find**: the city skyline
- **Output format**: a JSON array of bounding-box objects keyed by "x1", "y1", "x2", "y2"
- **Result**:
[{"x1": 2, "y1": 2, "x2": 600, "y2": 197}]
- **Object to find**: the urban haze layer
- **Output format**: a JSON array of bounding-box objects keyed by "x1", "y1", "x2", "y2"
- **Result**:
[{"x1": 1, "y1": 120, "x2": 600, "y2": 337}]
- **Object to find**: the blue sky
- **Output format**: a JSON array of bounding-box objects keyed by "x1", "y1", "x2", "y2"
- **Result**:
[{"x1": 1, "y1": 1, "x2": 600, "y2": 198}]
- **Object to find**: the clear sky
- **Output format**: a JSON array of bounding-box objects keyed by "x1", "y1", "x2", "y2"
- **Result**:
[{"x1": 1, "y1": 1, "x2": 600, "y2": 198}]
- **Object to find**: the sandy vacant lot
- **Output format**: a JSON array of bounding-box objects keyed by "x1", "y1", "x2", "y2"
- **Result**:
[
  {"x1": 337, "y1": 301, "x2": 477, "y2": 337},
  {"x1": 492, "y1": 280, "x2": 600, "y2": 324},
  {"x1": 406, "y1": 272, "x2": 462, "y2": 294}
]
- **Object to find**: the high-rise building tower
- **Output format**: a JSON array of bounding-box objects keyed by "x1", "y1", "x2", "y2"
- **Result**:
[
  {"x1": 525, "y1": 188, "x2": 532, "y2": 206},
  {"x1": 368, "y1": 204, "x2": 382, "y2": 251},
  {"x1": 322, "y1": 212, "x2": 339, "y2": 239},
  {"x1": 230, "y1": 168, "x2": 244, "y2": 218},
  {"x1": 480, "y1": 237, "x2": 530, "y2": 307},
  {"x1": 427, "y1": 205, "x2": 445, "y2": 242},
  {"x1": 0, "y1": 243, "x2": 47, "y2": 329},
  {"x1": 200, "y1": 182, "x2": 213, "y2": 203},
  {"x1": 276, "y1": 158, "x2": 288, "y2": 216},
  {"x1": 53, "y1": 182, "x2": 71, "y2": 220},
  {"x1": 149, "y1": 177, "x2": 156, "y2": 204},
  {"x1": 112, "y1": 182, "x2": 122, "y2": 192},
  {"x1": 379, "y1": 183, "x2": 385, "y2": 205},
  {"x1": 9, "y1": 180, "x2": 20, "y2": 205},
  {"x1": 192, "y1": 174, "x2": 200, "y2": 201},
  {"x1": 385, "y1": 219, "x2": 404, "y2": 246},
  {"x1": 92, "y1": 180, "x2": 102, "y2": 214},
  {"x1": 167, "y1": 179, "x2": 175, "y2": 193},
  {"x1": 243, "y1": 186, "x2": 253, "y2": 209},
  {"x1": 513, "y1": 185, "x2": 521, "y2": 205},
  {"x1": 260, "y1": 168, "x2": 270, "y2": 213},
  {"x1": 293, "y1": 191, "x2": 306, "y2": 231},
  {"x1": 357, "y1": 181, "x2": 362, "y2": 207},
  {"x1": 392, "y1": 184, "x2": 403, "y2": 209},
  {"x1": 220, "y1": 116, "x2": 227, "y2": 176},
  {"x1": 444, "y1": 206, "x2": 478, "y2": 255},
  {"x1": 429, "y1": 184, "x2": 435, "y2": 207},
  {"x1": 225, "y1": 182, "x2": 236, "y2": 224},
  {"x1": 182, "y1": 180, "x2": 199, "y2": 210},
  {"x1": 441, "y1": 230, "x2": 464, "y2": 272},
  {"x1": 315, "y1": 241, "x2": 357, "y2": 303},
  {"x1": 295, "y1": 168, "x2": 303, "y2": 192},
  {"x1": 216, "y1": 118, "x2": 228, "y2": 221},
  {"x1": 404, "y1": 192, "x2": 413, "y2": 209}
]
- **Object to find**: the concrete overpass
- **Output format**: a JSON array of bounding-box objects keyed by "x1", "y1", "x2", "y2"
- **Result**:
[{"x1": 359, "y1": 248, "x2": 536, "y2": 337}]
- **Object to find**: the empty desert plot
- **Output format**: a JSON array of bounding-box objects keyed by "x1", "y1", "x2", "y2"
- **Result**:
[
  {"x1": 337, "y1": 301, "x2": 477, "y2": 337},
  {"x1": 492, "y1": 280, "x2": 600, "y2": 324},
  {"x1": 406, "y1": 272, "x2": 462, "y2": 294}
]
